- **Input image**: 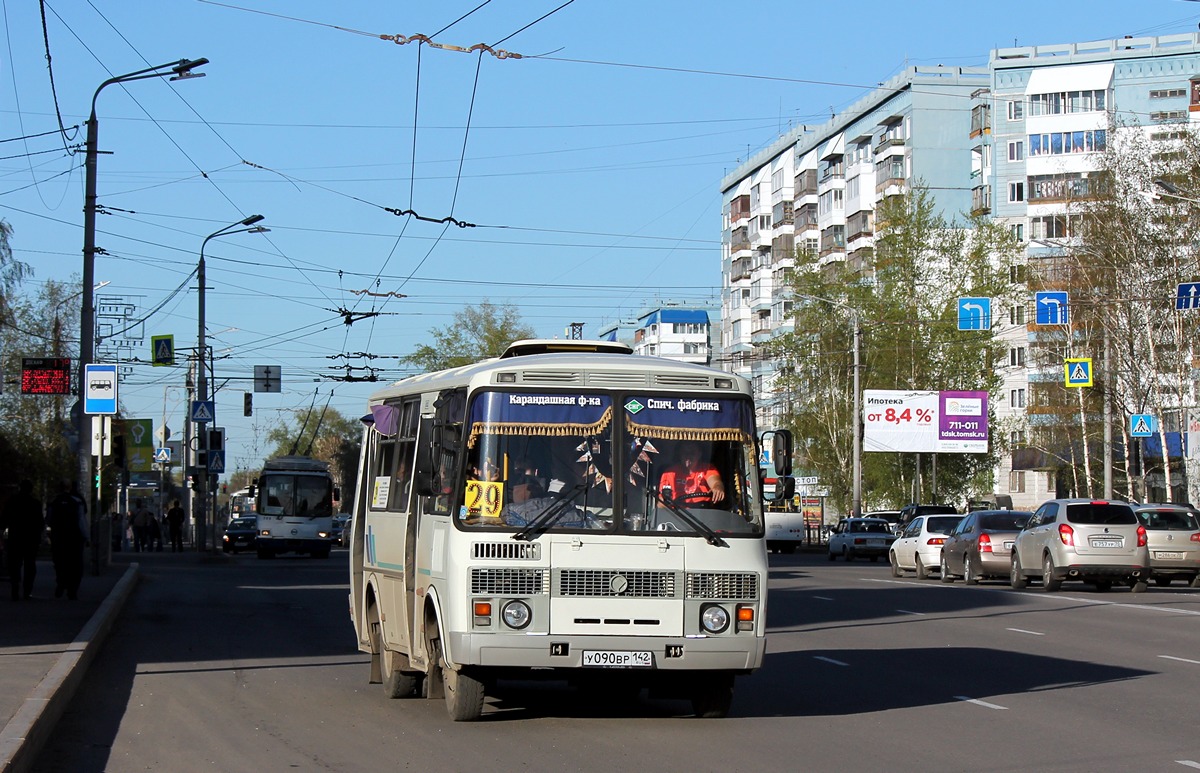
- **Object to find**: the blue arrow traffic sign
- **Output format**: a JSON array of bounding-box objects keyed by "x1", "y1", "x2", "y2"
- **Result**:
[
  {"x1": 1130, "y1": 414, "x2": 1155, "y2": 438},
  {"x1": 1035, "y1": 291, "x2": 1069, "y2": 325},
  {"x1": 957, "y1": 297, "x2": 991, "y2": 331},
  {"x1": 1176, "y1": 282, "x2": 1200, "y2": 310}
]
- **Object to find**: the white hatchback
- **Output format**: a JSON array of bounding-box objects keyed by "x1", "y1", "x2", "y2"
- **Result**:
[{"x1": 889, "y1": 514, "x2": 964, "y2": 579}]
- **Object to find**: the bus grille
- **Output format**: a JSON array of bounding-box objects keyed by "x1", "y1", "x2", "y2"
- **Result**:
[
  {"x1": 653, "y1": 374, "x2": 713, "y2": 388},
  {"x1": 520, "y1": 371, "x2": 582, "y2": 385},
  {"x1": 472, "y1": 542, "x2": 540, "y2": 560},
  {"x1": 586, "y1": 372, "x2": 649, "y2": 387},
  {"x1": 471, "y1": 568, "x2": 548, "y2": 596},
  {"x1": 557, "y1": 570, "x2": 677, "y2": 598},
  {"x1": 687, "y1": 572, "x2": 759, "y2": 600}
]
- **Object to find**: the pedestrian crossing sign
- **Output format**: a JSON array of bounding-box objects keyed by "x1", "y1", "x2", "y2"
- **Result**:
[
  {"x1": 1130, "y1": 414, "x2": 1155, "y2": 438},
  {"x1": 151, "y1": 334, "x2": 175, "y2": 366},
  {"x1": 1064, "y1": 358, "x2": 1093, "y2": 388}
]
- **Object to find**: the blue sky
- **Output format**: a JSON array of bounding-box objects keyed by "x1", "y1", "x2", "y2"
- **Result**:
[{"x1": 4, "y1": 1, "x2": 1200, "y2": 476}]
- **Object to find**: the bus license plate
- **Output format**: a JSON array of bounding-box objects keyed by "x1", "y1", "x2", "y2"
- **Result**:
[{"x1": 582, "y1": 650, "x2": 652, "y2": 668}]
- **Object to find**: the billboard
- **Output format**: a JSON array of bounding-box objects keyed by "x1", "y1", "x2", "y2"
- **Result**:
[{"x1": 863, "y1": 389, "x2": 989, "y2": 454}]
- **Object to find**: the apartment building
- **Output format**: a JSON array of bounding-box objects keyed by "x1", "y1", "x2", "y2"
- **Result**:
[
  {"x1": 597, "y1": 302, "x2": 719, "y2": 365},
  {"x1": 720, "y1": 33, "x2": 1200, "y2": 510},
  {"x1": 985, "y1": 32, "x2": 1200, "y2": 507},
  {"x1": 719, "y1": 65, "x2": 989, "y2": 431}
]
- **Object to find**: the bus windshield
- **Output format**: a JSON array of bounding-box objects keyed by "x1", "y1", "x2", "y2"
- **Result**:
[
  {"x1": 260, "y1": 473, "x2": 333, "y2": 518},
  {"x1": 458, "y1": 391, "x2": 762, "y2": 537}
]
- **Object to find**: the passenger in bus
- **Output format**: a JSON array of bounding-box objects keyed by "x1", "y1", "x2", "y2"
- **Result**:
[
  {"x1": 502, "y1": 475, "x2": 594, "y2": 529},
  {"x1": 658, "y1": 441, "x2": 726, "y2": 506}
]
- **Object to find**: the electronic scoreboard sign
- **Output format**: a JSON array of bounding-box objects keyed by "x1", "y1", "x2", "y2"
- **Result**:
[{"x1": 20, "y1": 357, "x2": 73, "y2": 395}]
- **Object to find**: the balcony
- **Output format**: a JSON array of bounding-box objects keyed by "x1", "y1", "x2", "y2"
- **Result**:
[
  {"x1": 971, "y1": 184, "x2": 992, "y2": 215},
  {"x1": 847, "y1": 211, "x2": 873, "y2": 241},
  {"x1": 876, "y1": 175, "x2": 906, "y2": 195},
  {"x1": 729, "y1": 194, "x2": 751, "y2": 224},
  {"x1": 731, "y1": 257, "x2": 753, "y2": 282},
  {"x1": 794, "y1": 169, "x2": 818, "y2": 198},
  {"x1": 730, "y1": 226, "x2": 750, "y2": 254},
  {"x1": 874, "y1": 136, "x2": 905, "y2": 155}
]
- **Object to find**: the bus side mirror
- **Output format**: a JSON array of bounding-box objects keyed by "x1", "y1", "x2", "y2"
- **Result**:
[
  {"x1": 413, "y1": 417, "x2": 437, "y2": 496},
  {"x1": 772, "y1": 430, "x2": 793, "y2": 477},
  {"x1": 777, "y1": 477, "x2": 796, "y2": 501}
]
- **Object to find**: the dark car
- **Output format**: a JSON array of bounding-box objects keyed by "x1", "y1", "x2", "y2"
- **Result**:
[
  {"x1": 222, "y1": 517, "x2": 258, "y2": 554},
  {"x1": 940, "y1": 509, "x2": 1033, "y2": 584},
  {"x1": 896, "y1": 503, "x2": 960, "y2": 533}
]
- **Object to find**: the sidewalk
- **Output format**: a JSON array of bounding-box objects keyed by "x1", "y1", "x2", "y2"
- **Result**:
[{"x1": 0, "y1": 555, "x2": 137, "y2": 773}]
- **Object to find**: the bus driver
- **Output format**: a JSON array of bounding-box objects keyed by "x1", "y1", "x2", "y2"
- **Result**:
[{"x1": 658, "y1": 441, "x2": 725, "y2": 506}]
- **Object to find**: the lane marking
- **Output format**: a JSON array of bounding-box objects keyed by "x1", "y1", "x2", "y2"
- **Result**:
[
  {"x1": 812, "y1": 595, "x2": 834, "y2": 601},
  {"x1": 954, "y1": 696, "x2": 1008, "y2": 710},
  {"x1": 862, "y1": 579, "x2": 1200, "y2": 616},
  {"x1": 1006, "y1": 627, "x2": 1045, "y2": 636},
  {"x1": 813, "y1": 656, "x2": 848, "y2": 667},
  {"x1": 1159, "y1": 655, "x2": 1200, "y2": 666},
  {"x1": 896, "y1": 609, "x2": 926, "y2": 616},
  {"x1": 1176, "y1": 761, "x2": 1200, "y2": 769}
]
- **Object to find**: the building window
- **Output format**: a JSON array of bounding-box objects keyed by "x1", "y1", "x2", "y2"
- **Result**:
[
  {"x1": 1008, "y1": 140, "x2": 1024, "y2": 161},
  {"x1": 1009, "y1": 470, "x2": 1026, "y2": 493},
  {"x1": 1150, "y1": 110, "x2": 1187, "y2": 122},
  {"x1": 1010, "y1": 264, "x2": 1026, "y2": 284},
  {"x1": 1010, "y1": 387, "x2": 1026, "y2": 407},
  {"x1": 1007, "y1": 99, "x2": 1024, "y2": 121},
  {"x1": 1009, "y1": 182, "x2": 1024, "y2": 202},
  {"x1": 1009, "y1": 347, "x2": 1026, "y2": 368},
  {"x1": 1028, "y1": 129, "x2": 1106, "y2": 156},
  {"x1": 772, "y1": 169, "x2": 785, "y2": 194},
  {"x1": 1028, "y1": 89, "x2": 1106, "y2": 116},
  {"x1": 1010, "y1": 304, "x2": 1026, "y2": 325},
  {"x1": 1149, "y1": 88, "x2": 1186, "y2": 99},
  {"x1": 1010, "y1": 223, "x2": 1025, "y2": 242},
  {"x1": 1010, "y1": 430, "x2": 1026, "y2": 446},
  {"x1": 684, "y1": 342, "x2": 701, "y2": 355}
]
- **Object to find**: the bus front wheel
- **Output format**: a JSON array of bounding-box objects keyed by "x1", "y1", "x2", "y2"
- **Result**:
[
  {"x1": 430, "y1": 635, "x2": 484, "y2": 721},
  {"x1": 691, "y1": 671, "x2": 735, "y2": 718}
]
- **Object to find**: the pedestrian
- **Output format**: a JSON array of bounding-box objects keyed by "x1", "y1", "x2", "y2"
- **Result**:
[
  {"x1": 131, "y1": 498, "x2": 154, "y2": 552},
  {"x1": 166, "y1": 499, "x2": 185, "y2": 552},
  {"x1": 47, "y1": 480, "x2": 88, "y2": 600},
  {"x1": 3, "y1": 479, "x2": 44, "y2": 601}
]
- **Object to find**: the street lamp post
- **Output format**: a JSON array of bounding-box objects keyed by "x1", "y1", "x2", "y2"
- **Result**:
[
  {"x1": 194, "y1": 215, "x2": 266, "y2": 552},
  {"x1": 797, "y1": 294, "x2": 862, "y2": 518},
  {"x1": 79, "y1": 58, "x2": 207, "y2": 573}
]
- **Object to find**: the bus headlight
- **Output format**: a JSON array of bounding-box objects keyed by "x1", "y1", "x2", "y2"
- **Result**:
[
  {"x1": 501, "y1": 600, "x2": 532, "y2": 630},
  {"x1": 700, "y1": 604, "x2": 730, "y2": 634}
]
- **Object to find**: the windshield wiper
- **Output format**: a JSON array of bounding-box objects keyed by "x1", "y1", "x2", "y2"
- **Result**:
[
  {"x1": 512, "y1": 483, "x2": 589, "y2": 541},
  {"x1": 651, "y1": 484, "x2": 728, "y2": 547}
]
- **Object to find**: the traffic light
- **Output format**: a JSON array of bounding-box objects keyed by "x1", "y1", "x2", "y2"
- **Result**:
[
  {"x1": 244, "y1": 392, "x2": 253, "y2": 417},
  {"x1": 112, "y1": 434, "x2": 127, "y2": 468},
  {"x1": 208, "y1": 428, "x2": 225, "y2": 453}
]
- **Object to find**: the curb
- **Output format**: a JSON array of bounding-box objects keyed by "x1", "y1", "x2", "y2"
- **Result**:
[{"x1": 0, "y1": 562, "x2": 139, "y2": 773}]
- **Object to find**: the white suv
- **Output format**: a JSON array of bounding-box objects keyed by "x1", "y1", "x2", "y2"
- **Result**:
[{"x1": 1010, "y1": 499, "x2": 1150, "y2": 593}]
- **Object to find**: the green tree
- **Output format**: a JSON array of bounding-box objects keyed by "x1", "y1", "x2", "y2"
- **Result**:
[
  {"x1": 0, "y1": 276, "x2": 78, "y2": 492},
  {"x1": 765, "y1": 186, "x2": 1020, "y2": 514},
  {"x1": 403, "y1": 299, "x2": 535, "y2": 372},
  {"x1": 0, "y1": 219, "x2": 32, "y2": 326},
  {"x1": 264, "y1": 405, "x2": 361, "y2": 512}
]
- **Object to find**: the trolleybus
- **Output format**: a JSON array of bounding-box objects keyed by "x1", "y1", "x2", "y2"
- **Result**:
[
  {"x1": 346, "y1": 340, "x2": 791, "y2": 720},
  {"x1": 255, "y1": 455, "x2": 336, "y2": 559}
]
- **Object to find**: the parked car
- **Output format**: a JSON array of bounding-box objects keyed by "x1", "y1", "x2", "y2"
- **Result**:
[
  {"x1": 828, "y1": 517, "x2": 896, "y2": 562},
  {"x1": 940, "y1": 509, "x2": 1033, "y2": 584},
  {"x1": 338, "y1": 515, "x2": 353, "y2": 548},
  {"x1": 1010, "y1": 499, "x2": 1151, "y2": 592},
  {"x1": 889, "y1": 514, "x2": 964, "y2": 579},
  {"x1": 221, "y1": 517, "x2": 258, "y2": 554},
  {"x1": 896, "y1": 503, "x2": 960, "y2": 534},
  {"x1": 1134, "y1": 504, "x2": 1200, "y2": 588}
]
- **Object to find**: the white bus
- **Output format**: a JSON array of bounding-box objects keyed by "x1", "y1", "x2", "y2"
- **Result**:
[
  {"x1": 254, "y1": 455, "x2": 336, "y2": 559},
  {"x1": 347, "y1": 340, "x2": 792, "y2": 720}
]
